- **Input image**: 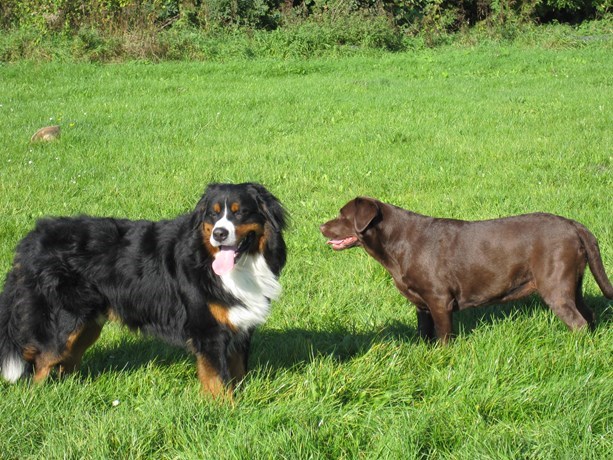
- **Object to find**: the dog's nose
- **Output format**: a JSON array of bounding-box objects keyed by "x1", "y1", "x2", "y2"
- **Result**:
[{"x1": 213, "y1": 227, "x2": 229, "y2": 243}]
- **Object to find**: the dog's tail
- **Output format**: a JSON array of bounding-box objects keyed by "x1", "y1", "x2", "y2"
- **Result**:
[
  {"x1": 573, "y1": 221, "x2": 613, "y2": 299},
  {"x1": 0, "y1": 292, "x2": 28, "y2": 383}
]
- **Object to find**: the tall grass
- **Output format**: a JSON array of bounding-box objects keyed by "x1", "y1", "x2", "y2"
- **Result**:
[
  {"x1": 0, "y1": 16, "x2": 611, "y2": 62},
  {"x1": 0, "y1": 41, "x2": 612, "y2": 458}
]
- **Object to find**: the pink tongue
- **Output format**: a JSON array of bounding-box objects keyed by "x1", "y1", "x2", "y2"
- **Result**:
[{"x1": 212, "y1": 248, "x2": 236, "y2": 276}]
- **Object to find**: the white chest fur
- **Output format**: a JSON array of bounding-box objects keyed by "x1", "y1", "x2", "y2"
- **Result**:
[{"x1": 219, "y1": 253, "x2": 281, "y2": 332}]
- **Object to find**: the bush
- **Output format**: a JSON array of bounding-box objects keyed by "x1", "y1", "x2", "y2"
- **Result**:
[
  {"x1": 0, "y1": 0, "x2": 610, "y2": 61},
  {"x1": 1, "y1": 0, "x2": 608, "y2": 33}
]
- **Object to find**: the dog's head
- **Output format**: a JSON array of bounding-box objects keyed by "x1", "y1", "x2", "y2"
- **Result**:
[
  {"x1": 320, "y1": 197, "x2": 381, "y2": 250},
  {"x1": 197, "y1": 183, "x2": 286, "y2": 275}
]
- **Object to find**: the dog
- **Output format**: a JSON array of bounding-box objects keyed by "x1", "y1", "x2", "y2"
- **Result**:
[
  {"x1": 321, "y1": 197, "x2": 612, "y2": 342},
  {"x1": 0, "y1": 182, "x2": 286, "y2": 397}
]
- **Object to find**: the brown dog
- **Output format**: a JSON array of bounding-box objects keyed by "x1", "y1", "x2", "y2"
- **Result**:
[{"x1": 320, "y1": 197, "x2": 613, "y2": 342}]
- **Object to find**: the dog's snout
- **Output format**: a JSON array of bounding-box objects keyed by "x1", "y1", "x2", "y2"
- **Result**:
[{"x1": 213, "y1": 227, "x2": 229, "y2": 242}]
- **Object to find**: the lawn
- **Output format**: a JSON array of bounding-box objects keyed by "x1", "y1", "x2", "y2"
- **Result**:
[{"x1": 0, "y1": 42, "x2": 612, "y2": 458}]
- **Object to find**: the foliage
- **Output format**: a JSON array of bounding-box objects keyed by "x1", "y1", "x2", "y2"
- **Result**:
[
  {"x1": 0, "y1": 2, "x2": 610, "y2": 61},
  {"x1": 0, "y1": 0, "x2": 610, "y2": 35}
]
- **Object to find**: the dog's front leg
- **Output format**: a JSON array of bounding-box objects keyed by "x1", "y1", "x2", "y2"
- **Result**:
[
  {"x1": 426, "y1": 301, "x2": 454, "y2": 344},
  {"x1": 415, "y1": 307, "x2": 436, "y2": 342},
  {"x1": 228, "y1": 330, "x2": 252, "y2": 385},
  {"x1": 193, "y1": 334, "x2": 233, "y2": 399}
]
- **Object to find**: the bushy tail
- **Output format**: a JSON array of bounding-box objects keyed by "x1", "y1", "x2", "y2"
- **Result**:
[
  {"x1": 574, "y1": 222, "x2": 613, "y2": 299},
  {"x1": 0, "y1": 293, "x2": 28, "y2": 383}
]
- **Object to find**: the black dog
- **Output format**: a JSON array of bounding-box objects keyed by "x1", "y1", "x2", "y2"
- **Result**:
[
  {"x1": 321, "y1": 197, "x2": 612, "y2": 342},
  {"x1": 0, "y1": 183, "x2": 286, "y2": 397}
]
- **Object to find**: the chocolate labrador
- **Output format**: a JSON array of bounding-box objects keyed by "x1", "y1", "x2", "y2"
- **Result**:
[{"x1": 320, "y1": 197, "x2": 612, "y2": 342}]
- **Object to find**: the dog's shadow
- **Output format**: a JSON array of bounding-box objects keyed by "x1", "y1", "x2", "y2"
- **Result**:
[
  {"x1": 250, "y1": 321, "x2": 418, "y2": 370},
  {"x1": 80, "y1": 336, "x2": 191, "y2": 380},
  {"x1": 80, "y1": 321, "x2": 418, "y2": 379},
  {"x1": 454, "y1": 294, "x2": 611, "y2": 336},
  {"x1": 80, "y1": 296, "x2": 611, "y2": 378}
]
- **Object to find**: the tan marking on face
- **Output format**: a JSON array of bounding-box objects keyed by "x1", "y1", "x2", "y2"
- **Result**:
[
  {"x1": 231, "y1": 202, "x2": 240, "y2": 213},
  {"x1": 202, "y1": 222, "x2": 220, "y2": 255},
  {"x1": 259, "y1": 225, "x2": 271, "y2": 253},
  {"x1": 213, "y1": 203, "x2": 222, "y2": 214},
  {"x1": 209, "y1": 303, "x2": 237, "y2": 332},
  {"x1": 234, "y1": 222, "x2": 265, "y2": 248},
  {"x1": 234, "y1": 222, "x2": 266, "y2": 255}
]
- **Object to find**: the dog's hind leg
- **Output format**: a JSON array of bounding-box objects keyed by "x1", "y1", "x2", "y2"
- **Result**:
[
  {"x1": 22, "y1": 313, "x2": 106, "y2": 382},
  {"x1": 543, "y1": 297, "x2": 588, "y2": 330},
  {"x1": 574, "y1": 276, "x2": 595, "y2": 329},
  {"x1": 539, "y1": 285, "x2": 589, "y2": 331},
  {"x1": 536, "y1": 258, "x2": 590, "y2": 331},
  {"x1": 28, "y1": 350, "x2": 61, "y2": 383},
  {"x1": 58, "y1": 316, "x2": 105, "y2": 376}
]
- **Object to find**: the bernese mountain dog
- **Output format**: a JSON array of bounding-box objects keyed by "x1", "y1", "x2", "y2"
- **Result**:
[{"x1": 0, "y1": 182, "x2": 286, "y2": 397}]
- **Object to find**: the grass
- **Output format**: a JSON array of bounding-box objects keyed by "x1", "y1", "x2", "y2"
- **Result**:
[{"x1": 0, "y1": 40, "x2": 612, "y2": 458}]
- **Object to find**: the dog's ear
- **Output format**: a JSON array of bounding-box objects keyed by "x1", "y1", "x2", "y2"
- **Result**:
[
  {"x1": 353, "y1": 197, "x2": 380, "y2": 233},
  {"x1": 247, "y1": 183, "x2": 287, "y2": 232}
]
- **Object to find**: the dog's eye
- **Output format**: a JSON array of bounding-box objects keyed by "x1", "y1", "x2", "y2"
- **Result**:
[{"x1": 236, "y1": 207, "x2": 253, "y2": 219}]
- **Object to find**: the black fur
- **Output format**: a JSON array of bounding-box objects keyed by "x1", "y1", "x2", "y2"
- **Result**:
[{"x1": 0, "y1": 182, "x2": 286, "y2": 394}]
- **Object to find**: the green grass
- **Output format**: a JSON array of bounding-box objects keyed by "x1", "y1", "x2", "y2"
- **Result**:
[{"x1": 1, "y1": 41, "x2": 612, "y2": 458}]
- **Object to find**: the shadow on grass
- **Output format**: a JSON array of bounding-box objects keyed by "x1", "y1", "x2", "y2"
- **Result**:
[
  {"x1": 253, "y1": 294, "x2": 611, "y2": 370},
  {"x1": 454, "y1": 294, "x2": 612, "y2": 337},
  {"x1": 81, "y1": 336, "x2": 190, "y2": 380},
  {"x1": 250, "y1": 321, "x2": 417, "y2": 371},
  {"x1": 79, "y1": 320, "x2": 418, "y2": 380},
  {"x1": 78, "y1": 295, "x2": 611, "y2": 379}
]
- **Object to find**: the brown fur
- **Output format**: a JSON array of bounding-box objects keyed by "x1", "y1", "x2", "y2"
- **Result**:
[
  {"x1": 321, "y1": 197, "x2": 612, "y2": 342},
  {"x1": 24, "y1": 317, "x2": 105, "y2": 382}
]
